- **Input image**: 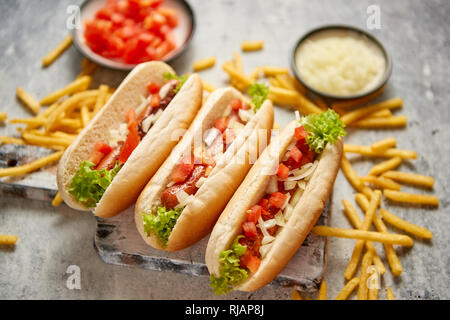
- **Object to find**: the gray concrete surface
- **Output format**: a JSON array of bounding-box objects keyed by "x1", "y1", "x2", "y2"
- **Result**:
[{"x1": 0, "y1": 0, "x2": 449, "y2": 299}]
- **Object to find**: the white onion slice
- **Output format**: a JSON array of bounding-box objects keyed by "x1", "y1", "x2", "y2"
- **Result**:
[
  {"x1": 257, "y1": 216, "x2": 269, "y2": 238},
  {"x1": 283, "y1": 203, "x2": 294, "y2": 221},
  {"x1": 195, "y1": 177, "x2": 206, "y2": 188},
  {"x1": 203, "y1": 128, "x2": 222, "y2": 147},
  {"x1": 238, "y1": 108, "x2": 254, "y2": 123},
  {"x1": 259, "y1": 243, "x2": 273, "y2": 258},
  {"x1": 223, "y1": 104, "x2": 232, "y2": 117},
  {"x1": 282, "y1": 161, "x2": 318, "y2": 181},
  {"x1": 159, "y1": 82, "x2": 172, "y2": 99},
  {"x1": 262, "y1": 235, "x2": 275, "y2": 245},
  {"x1": 281, "y1": 193, "x2": 291, "y2": 210},
  {"x1": 135, "y1": 94, "x2": 149, "y2": 116},
  {"x1": 263, "y1": 219, "x2": 277, "y2": 230},
  {"x1": 275, "y1": 211, "x2": 286, "y2": 226},
  {"x1": 284, "y1": 180, "x2": 296, "y2": 191}
]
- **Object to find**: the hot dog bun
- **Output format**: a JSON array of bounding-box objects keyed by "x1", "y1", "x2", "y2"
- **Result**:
[
  {"x1": 205, "y1": 121, "x2": 343, "y2": 292},
  {"x1": 57, "y1": 61, "x2": 202, "y2": 217},
  {"x1": 135, "y1": 87, "x2": 274, "y2": 251}
]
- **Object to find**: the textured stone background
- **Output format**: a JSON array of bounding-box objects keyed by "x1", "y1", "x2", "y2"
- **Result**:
[{"x1": 0, "y1": 0, "x2": 448, "y2": 299}]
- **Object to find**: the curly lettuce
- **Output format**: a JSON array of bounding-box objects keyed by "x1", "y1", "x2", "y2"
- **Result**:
[
  {"x1": 142, "y1": 206, "x2": 184, "y2": 247},
  {"x1": 210, "y1": 236, "x2": 248, "y2": 295},
  {"x1": 248, "y1": 82, "x2": 269, "y2": 112},
  {"x1": 300, "y1": 109, "x2": 346, "y2": 154},
  {"x1": 69, "y1": 161, "x2": 122, "y2": 208},
  {"x1": 163, "y1": 72, "x2": 188, "y2": 93}
]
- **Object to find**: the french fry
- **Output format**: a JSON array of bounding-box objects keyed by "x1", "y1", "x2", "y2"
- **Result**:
[
  {"x1": 331, "y1": 85, "x2": 386, "y2": 109},
  {"x1": 0, "y1": 136, "x2": 24, "y2": 145},
  {"x1": 201, "y1": 80, "x2": 217, "y2": 93},
  {"x1": 348, "y1": 116, "x2": 408, "y2": 128},
  {"x1": 52, "y1": 192, "x2": 63, "y2": 207},
  {"x1": 386, "y1": 286, "x2": 395, "y2": 300},
  {"x1": 355, "y1": 193, "x2": 403, "y2": 277},
  {"x1": 384, "y1": 189, "x2": 439, "y2": 206},
  {"x1": 318, "y1": 281, "x2": 327, "y2": 300},
  {"x1": 269, "y1": 86, "x2": 322, "y2": 114},
  {"x1": 344, "y1": 191, "x2": 382, "y2": 280},
  {"x1": 381, "y1": 171, "x2": 434, "y2": 188},
  {"x1": 232, "y1": 52, "x2": 244, "y2": 73},
  {"x1": 0, "y1": 235, "x2": 18, "y2": 246},
  {"x1": 314, "y1": 96, "x2": 328, "y2": 111},
  {"x1": 335, "y1": 278, "x2": 360, "y2": 300},
  {"x1": 241, "y1": 40, "x2": 264, "y2": 51},
  {"x1": 77, "y1": 58, "x2": 98, "y2": 78},
  {"x1": 369, "y1": 156, "x2": 402, "y2": 176},
  {"x1": 340, "y1": 98, "x2": 403, "y2": 125},
  {"x1": 22, "y1": 132, "x2": 73, "y2": 147},
  {"x1": 360, "y1": 175, "x2": 402, "y2": 191},
  {"x1": 16, "y1": 87, "x2": 41, "y2": 114},
  {"x1": 292, "y1": 290, "x2": 303, "y2": 300},
  {"x1": 40, "y1": 75, "x2": 92, "y2": 105},
  {"x1": 368, "y1": 287, "x2": 379, "y2": 300},
  {"x1": 45, "y1": 90, "x2": 98, "y2": 131},
  {"x1": 341, "y1": 200, "x2": 386, "y2": 276},
  {"x1": 357, "y1": 250, "x2": 374, "y2": 300},
  {"x1": 371, "y1": 137, "x2": 397, "y2": 151},
  {"x1": 80, "y1": 104, "x2": 91, "y2": 128},
  {"x1": 274, "y1": 74, "x2": 295, "y2": 91},
  {"x1": 341, "y1": 155, "x2": 374, "y2": 199},
  {"x1": 312, "y1": 226, "x2": 414, "y2": 246},
  {"x1": 379, "y1": 208, "x2": 433, "y2": 239},
  {"x1": 0, "y1": 150, "x2": 63, "y2": 178},
  {"x1": 0, "y1": 112, "x2": 7, "y2": 122},
  {"x1": 222, "y1": 61, "x2": 252, "y2": 89},
  {"x1": 367, "y1": 109, "x2": 392, "y2": 118},
  {"x1": 93, "y1": 85, "x2": 109, "y2": 115},
  {"x1": 262, "y1": 66, "x2": 290, "y2": 77},
  {"x1": 42, "y1": 34, "x2": 73, "y2": 67},
  {"x1": 193, "y1": 56, "x2": 216, "y2": 71},
  {"x1": 249, "y1": 67, "x2": 262, "y2": 82},
  {"x1": 344, "y1": 144, "x2": 417, "y2": 159}
]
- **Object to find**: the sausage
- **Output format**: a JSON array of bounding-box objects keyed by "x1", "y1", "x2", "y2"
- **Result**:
[{"x1": 161, "y1": 165, "x2": 206, "y2": 209}]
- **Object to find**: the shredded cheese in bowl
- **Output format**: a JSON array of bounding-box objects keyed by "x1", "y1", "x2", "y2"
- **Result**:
[{"x1": 294, "y1": 29, "x2": 387, "y2": 97}]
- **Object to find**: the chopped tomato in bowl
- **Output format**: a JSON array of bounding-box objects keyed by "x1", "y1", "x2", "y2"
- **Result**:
[{"x1": 73, "y1": 0, "x2": 195, "y2": 70}]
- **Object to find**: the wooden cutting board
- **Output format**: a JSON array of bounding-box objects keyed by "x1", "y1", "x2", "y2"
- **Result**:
[{"x1": 0, "y1": 143, "x2": 330, "y2": 292}]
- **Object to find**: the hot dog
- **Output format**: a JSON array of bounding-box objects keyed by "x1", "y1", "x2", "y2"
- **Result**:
[
  {"x1": 57, "y1": 61, "x2": 202, "y2": 218},
  {"x1": 134, "y1": 87, "x2": 274, "y2": 251},
  {"x1": 206, "y1": 109, "x2": 345, "y2": 294}
]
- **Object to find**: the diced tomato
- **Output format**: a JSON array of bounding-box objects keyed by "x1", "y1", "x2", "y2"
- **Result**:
[
  {"x1": 215, "y1": 117, "x2": 229, "y2": 133},
  {"x1": 158, "y1": 7, "x2": 178, "y2": 28},
  {"x1": 294, "y1": 126, "x2": 308, "y2": 142},
  {"x1": 299, "y1": 148, "x2": 316, "y2": 166},
  {"x1": 149, "y1": 94, "x2": 160, "y2": 108},
  {"x1": 88, "y1": 150, "x2": 105, "y2": 166},
  {"x1": 276, "y1": 163, "x2": 289, "y2": 179},
  {"x1": 244, "y1": 255, "x2": 261, "y2": 273},
  {"x1": 118, "y1": 109, "x2": 140, "y2": 164},
  {"x1": 94, "y1": 141, "x2": 113, "y2": 155},
  {"x1": 242, "y1": 221, "x2": 258, "y2": 239},
  {"x1": 289, "y1": 146, "x2": 303, "y2": 163},
  {"x1": 84, "y1": 0, "x2": 178, "y2": 64},
  {"x1": 146, "y1": 82, "x2": 160, "y2": 94},
  {"x1": 230, "y1": 98, "x2": 242, "y2": 110},
  {"x1": 261, "y1": 208, "x2": 271, "y2": 217},
  {"x1": 172, "y1": 156, "x2": 194, "y2": 183},
  {"x1": 269, "y1": 192, "x2": 287, "y2": 209},
  {"x1": 247, "y1": 205, "x2": 262, "y2": 224},
  {"x1": 259, "y1": 198, "x2": 269, "y2": 211}
]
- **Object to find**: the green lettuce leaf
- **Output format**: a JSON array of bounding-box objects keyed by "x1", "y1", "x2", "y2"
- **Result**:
[
  {"x1": 163, "y1": 72, "x2": 188, "y2": 93},
  {"x1": 142, "y1": 206, "x2": 184, "y2": 247},
  {"x1": 209, "y1": 235, "x2": 248, "y2": 295},
  {"x1": 300, "y1": 109, "x2": 346, "y2": 154},
  {"x1": 69, "y1": 161, "x2": 122, "y2": 208},
  {"x1": 248, "y1": 82, "x2": 269, "y2": 112}
]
